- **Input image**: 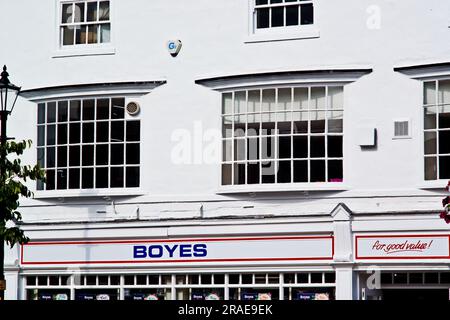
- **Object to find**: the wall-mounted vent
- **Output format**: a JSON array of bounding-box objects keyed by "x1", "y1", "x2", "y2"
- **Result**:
[
  {"x1": 394, "y1": 120, "x2": 410, "y2": 138},
  {"x1": 126, "y1": 101, "x2": 140, "y2": 116}
]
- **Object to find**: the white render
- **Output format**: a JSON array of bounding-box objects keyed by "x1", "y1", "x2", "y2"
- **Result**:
[{"x1": 0, "y1": 0, "x2": 450, "y2": 300}]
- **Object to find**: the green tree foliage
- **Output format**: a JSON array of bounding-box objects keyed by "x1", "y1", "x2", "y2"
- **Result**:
[{"x1": 0, "y1": 140, "x2": 45, "y2": 248}]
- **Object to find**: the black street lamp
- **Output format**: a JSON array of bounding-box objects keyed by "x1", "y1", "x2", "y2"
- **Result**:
[{"x1": 0, "y1": 65, "x2": 21, "y2": 301}]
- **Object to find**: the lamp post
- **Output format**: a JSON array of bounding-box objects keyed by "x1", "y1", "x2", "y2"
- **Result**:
[{"x1": 0, "y1": 65, "x2": 21, "y2": 301}]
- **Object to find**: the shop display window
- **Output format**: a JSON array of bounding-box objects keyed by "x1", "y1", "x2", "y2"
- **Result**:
[{"x1": 124, "y1": 288, "x2": 170, "y2": 301}]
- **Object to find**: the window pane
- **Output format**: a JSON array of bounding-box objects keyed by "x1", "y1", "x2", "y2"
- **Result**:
[
  {"x1": 261, "y1": 137, "x2": 275, "y2": 159},
  {"x1": 82, "y1": 123, "x2": 94, "y2": 143},
  {"x1": 37, "y1": 126, "x2": 45, "y2": 146},
  {"x1": 96, "y1": 98, "x2": 109, "y2": 119},
  {"x1": 37, "y1": 148, "x2": 45, "y2": 168},
  {"x1": 111, "y1": 121, "x2": 124, "y2": 142},
  {"x1": 424, "y1": 157, "x2": 437, "y2": 180},
  {"x1": 310, "y1": 136, "x2": 325, "y2": 158},
  {"x1": 222, "y1": 93, "x2": 233, "y2": 114},
  {"x1": 62, "y1": 4, "x2": 73, "y2": 23},
  {"x1": 222, "y1": 164, "x2": 232, "y2": 185},
  {"x1": 74, "y1": 2, "x2": 85, "y2": 22},
  {"x1": 223, "y1": 139, "x2": 233, "y2": 161},
  {"x1": 69, "y1": 123, "x2": 81, "y2": 143},
  {"x1": 328, "y1": 87, "x2": 344, "y2": 109},
  {"x1": 440, "y1": 156, "x2": 450, "y2": 179},
  {"x1": 278, "y1": 88, "x2": 291, "y2": 112},
  {"x1": 293, "y1": 160, "x2": 308, "y2": 182},
  {"x1": 38, "y1": 103, "x2": 46, "y2": 124},
  {"x1": 234, "y1": 139, "x2": 246, "y2": 161},
  {"x1": 278, "y1": 136, "x2": 291, "y2": 158},
  {"x1": 293, "y1": 112, "x2": 308, "y2": 133},
  {"x1": 75, "y1": 25, "x2": 87, "y2": 44},
  {"x1": 111, "y1": 144, "x2": 124, "y2": 165},
  {"x1": 47, "y1": 147, "x2": 55, "y2": 168},
  {"x1": 262, "y1": 89, "x2": 276, "y2": 112},
  {"x1": 58, "y1": 101, "x2": 68, "y2": 122},
  {"x1": 47, "y1": 125, "x2": 56, "y2": 145},
  {"x1": 57, "y1": 169, "x2": 67, "y2": 190},
  {"x1": 293, "y1": 136, "x2": 307, "y2": 158},
  {"x1": 247, "y1": 114, "x2": 260, "y2": 136},
  {"x1": 99, "y1": 23, "x2": 110, "y2": 43},
  {"x1": 261, "y1": 161, "x2": 275, "y2": 183},
  {"x1": 97, "y1": 121, "x2": 109, "y2": 142},
  {"x1": 310, "y1": 111, "x2": 325, "y2": 133},
  {"x1": 328, "y1": 110, "x2": 343, "y2": 133},
  {"x1": 82, "y1": 145, "x2": 94, "y2": 166},
  {"x1": 439, "y1": 131, "x2": 450, "y2": 154},
  {"x1": 424, "y1": 132, "x2": 437, "y2": 155},
  {"x1": 248, "y1": 90, "x2": 260, "y2": 113},
  {"x1": 328, "y1": 136, "x2": 343, "y2": 157},
  {"x1": 47, "y1": 102, "x2": 56, "y2": 123},
  {"x1": 247, "y1": 162, "x2": 260, "y2": 184},
  {"x1": 223, "y1": 116, "x2": 233, "y2": 138},
  {"x1": 310, "y1": 160, "x2": 325, "y2": 182},
  {"x1": 99, "y1": 1, "x2": 110, "y2": 21},
  {"x1": 57, "y1": 146, "x2": 67, "y2": 167},
  {"x1": 277, "y1": 160, "x2": 291, "y2": 183},
  {"x1": 126, "y1": 121, "x2": 140, "y2": 141},
  {"x1": 235, "y1": 115, "x2": 246, "y2": 137},
  {"x1": 235, "y1": 91, "x2": 246, "y2": 114},
  {"x1": 87, "y1": 2, "x2": 98, "y2": 22},
  {"x1": 110, "y1": 167, "x2": 124, "y2": 188},
  {"x1": 96, "y1": 144, "x2": 109, "y2": 165},
  {"x1": 57, "y1": 124, "x2": 68, "y2": 144},
  {"x1": 96, "y1": 167, "x2": 108, "y2": 188},
  {"x1": 424, "y1": 107, "x2": 436, "y2": 129},
  {"x1": 82, "y1": 168, "x2": 94, "y2": 189},
  {"x1": 277, "y1": 114, "x2": 292, "y2": 134},
  {"x1": 126, "y1": 144, "x2": 140, "y2": 164},
  {"x1": 87, "y1": 25, "x2": 98, "y2": 44},
  {"x1": 438, "y1": 80, "x2": 450, "y2": 105},
  {"x1": 286, "y1": 5, "x2": 299, "y2": 26},
  {"x1": 438, "y1": 105, "x2": 450, "y2": 128},
  {"x1": 126, "y1": 167, "x2": 140, "y2": 188},
  {"x1": 424, "y1": 81, "x2": 436, "y2": 105},
  {"x1": 69, "y1": 168, "x2": 80, "y2": 189},
  {"x1": 83, "y1": 99, "x2": 95, "y2": 120},
  {"x1": 257, "y1": 8, "x2": 270, "y2": 28},
  {"x1": 70, "y1": 100, "x2": 81, "y2": 121},
  {"x1": 328, "y1": 160, "x2": 343, "y2": 182},
  {"x1": 46, "y1": 170, "x2": 55, "y2": 190},
  {"x1": 300, "y1": 3, "x2": 314, "y2": 25},
  {"x1": 62, "y1": 26, "x2": 75, "y2": 45},
  {"x1": 272, "y1": 7, "x2": 284, "y2": 27},
  {"x1": 233, "y1": 163, "x2": 246, "y2": 185},
  {"x1": 310, "y1": 87, "x2": 325, "y2": 109},
  {"x1": 69, "y1": 146, "x2": 80, "y2": 166},
  {"x1": 112, "y1": 98, "x2": 125, "y2": 119},
  {"x1": 293, "y1": 88, "x2": 308, "y2": 110}
]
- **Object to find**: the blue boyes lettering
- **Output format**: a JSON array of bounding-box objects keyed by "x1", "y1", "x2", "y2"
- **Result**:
[{"x1": 133, "y1": 244, "x2": 207, "y2": 259}]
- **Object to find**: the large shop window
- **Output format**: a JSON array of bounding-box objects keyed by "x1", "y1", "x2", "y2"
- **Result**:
[
  {"x1": 60, "y1": 0, "x2": 110, "y2": 46},
  {"x1": 36, "y1": 97, "x2": 140, "y2": 191},
  {"x1": 424, "y1": 79, "x2": 450, "y2": 180},
  {"x1": 254, "y1": 0, "x2": 314, "y2": 30},
  {"x1": 221, "y1": 86, "x2": 344, "y2": 186}
]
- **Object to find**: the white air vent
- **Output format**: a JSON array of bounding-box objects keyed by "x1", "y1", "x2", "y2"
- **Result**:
[
  {"x1": 126, "y1": 101, "x2": 140, "y2": 116},
  {"x1": 393, "y1": 119, "x2": 410, "y2": 139}
]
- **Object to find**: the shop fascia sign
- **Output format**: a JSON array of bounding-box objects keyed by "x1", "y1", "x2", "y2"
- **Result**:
[
  {"x1": 21, "y1": 235, "x2": 334, "y2": 266},
  {"x1": 355, "y1": 234, "x2": 450, "y2": 260}
]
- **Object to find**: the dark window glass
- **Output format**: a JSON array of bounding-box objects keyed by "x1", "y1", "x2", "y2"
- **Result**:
[
  {"x1": 37, "y1": 126, "x2": 45, "y2": 146},
  {"x1": 96, "y1": 144, "x2": 109, "y2": 165},
  {"x1": 324, "y1": 273, "x2": 336, "y2": 284},
  {"x1": 381, "y1": 273, "x2": 392, "y2": 284},
  {"x1": 247, "y1": 138, "x2": 259, "y2": 160},
  {"x1": 96, "y1": 167, "x2": 108, "y2": 188},
  {"x1": 58, "y1": 101, "x2": 68, "y2": 122},
  {"x1": 300, "y1": 4, "x2": 313, "y2": 25},
  {"x1": 328, "y1": 160, "x2": 343, "y2": 182},
  {"x1": 110, "y1": 276, "x2": 120, "y2": 285},
  {"x1": 277, "y1": 160, "x2": 291, "y2": 183},
  {"x1": 409, "y1": 273, "x2": 423, "y2": 284},
  {"x1": 57, "y1": 124, "x2": 68, "y2": 144},
  {"x1": 57, "y1": 146, "x2": 67, "y2": 167},
  {"x1": 310, "y1": 160, "x2": 325, "y2": 182},
  {"x1": 272, "y1": 7, "x2": 284, "y2": 27},
  {"x1": 111, "y1": 167, "x2": 124, "y2": 188},
  {"x1": 311, "y1": 119, "x2": 325, "y2": 133},
  {"x1": 126, "y1": 167, "x2": 140, "y2": 188},
  {"x1": 234, "y1": 163, "x2": 246, "y2": 185},
  {"x1": 124, "y1": 276, "x2": 134, "y2": 285},
  {"x1": 97, "y1": 121, "x2": 109, "y2": 142},
  {"x1": 126, "y1": 144, "x2": 140, "y2": 164},
  {"x1": 242, "y1": 274, "x2": 252, "y2": 284},
  {"x1": 328, "y1": 136, "x2": 343, "y2": 157},
  {"x1": 98, "y1": 276, "x2": 108, "y2": 286},
  {"x1": 111, "y1": 98, "x2": 125, "y2": 119},
  {"x1": 57, "y1": 169, "x2": 67, "y2": 190},
  {"x1": 47, "y1": 147, "x2": 55, "y2": 168},
  {"x1": 247, "y1": 162, "x2": 260, "y2": 184},
  {"x1": 286, "y1": 5, "x2": 299, "y2": 26},
  {"x1": 70, "y1": 100, "x2": 81, "y2": 121},
  {"x1": 257, "y1": 8, "x2": 270, "y2": 28},
  {"x1": 38, "y1": 103, "x2": 45, "y2": 124},
  {"x1": 82, "y1": 145, "x2": 94, "y2": 166},
  {"x1": 310, "y1": 136, "x2": 325, "y2": 158},
  {"x1": 82, "y1": 168, "x2": 94, "y2": 189},
  {"x1": 111, "y1": 144, "x2": 124, "y2": 165},
  {"x1": 310, "y1": 273, "x2": 322, "y2": 283},
  {"x1": 439, "y1": 156, "x2": 450, "y2": 179},
  {"x1": 425, "y1": 157, "x2": 437, "y2": 180},
  {"x1": 126, "y1": 121, "x2": 140, "y2": 141},
  {"x1": 214, "y1": 274, "x2": 225, "y2": 284},
  {"x1": 297, "y1": 273, "x2": 308, "y2": 283},
  {"x1": 69, "y1": 168, "x2": 80, "y2": 189},
  {"x1": 97, "y1": 98, "x2": 109, "y2": 120},
  {"x1": 393, "y1": 273, "x2": 407, "y2": 284},
  {"x1": 82, "y1": 99, "x2": 95, "y2": 120},
  {"x1": 440, "y1": 272, "x2": 450, "y2": 284},
  {"x1": 424, "y1": 273, "x2": 439, "y2": 284},
  {"x1": 261, "y1": 161, "x2": 275, "y2": 183},
  {"x1": 47, "y1": 125, "x2": 56, "y2": 145},
  {"x1": 47, "y1": 102, "x2": 56, "y2": 123},
  {"x1": 222, "y1": 164, "x2": 232, "y2": 185},
  {"x1": 111, "y1": 121, "x2": 124, "y2": 142},
  {"x1": 439, "y1": 111, "x2": 450, "y2": 128},
  {"x1": 293, "y1": 136, "x2": 307, "y2": 158},
  {"x1": 293, "y1": 160, "x2": 308, "y2": 182},
  {"x1": 69, "y1": 123, "x2": 81, "y2": 143},
  {"x1": 37, "y1": 148, "x2": 45, "y2": 168},
  {"x1": 46, "y1": 170, "x2": 55, "y2": 190},
  {"x1": 439, "y1": 131, "x2": 450, "y2": 154},
  {"x1": 82, "y1": 123, "x2": 94, "y2": 143},
  {"x1": 69, "y1": 146, "x2": 80, "y2": 166},
  {"x1": 256, "y1": 0, "x2": 268, "y2": 5},
  {"x1": 278, "y1": 136, "x2": 291, "y2": 158}
]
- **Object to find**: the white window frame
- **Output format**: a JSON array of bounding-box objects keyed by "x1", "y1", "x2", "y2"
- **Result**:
[
  {"x1": 246, "y1": 0, "x2": 320, "y2": 43},
  {"x1": 53, "y1": 0, "x2": 115, "y2": 58}
]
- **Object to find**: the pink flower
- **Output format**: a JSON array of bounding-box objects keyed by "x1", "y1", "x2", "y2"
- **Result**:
[
  {"x1": 446, "y1": 181, "x2": 450, "y2": 192},
  {"x1": 443, "y1": 196, "x2": 450, "y2": 207},
  {"x1": 440, "y1": 211, "x2": 447, "y2": 219},
  {"x1": 445, "y1": 215, "x2": 450, "y2": 224}
]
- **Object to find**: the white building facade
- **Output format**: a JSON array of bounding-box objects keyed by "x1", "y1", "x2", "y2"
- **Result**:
[{"x1": 1, "y1": 0, "x2": 450, "y2": 300}]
